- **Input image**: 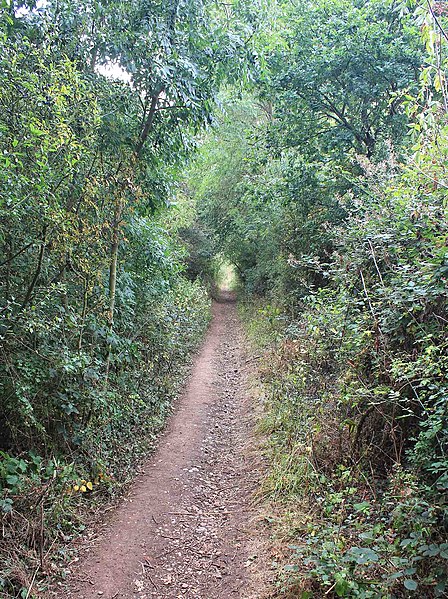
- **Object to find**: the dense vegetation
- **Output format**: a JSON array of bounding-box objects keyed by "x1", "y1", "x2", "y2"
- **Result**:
[
  {"x1": 190, "y1": 0, "x2": 448, "y2": 597},
  {"x1": 1, "y1": 0, "x2": 447, "y2": 597},
  {"x1": 0, "y1": 0, "x2": 249, "y2": 595}
]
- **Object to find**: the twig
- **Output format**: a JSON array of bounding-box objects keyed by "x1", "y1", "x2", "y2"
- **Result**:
[
  {"x1": 25, "y1": 566, "x2": 39, "y2": 599},
  {"x1": 154, "y1": 545, "x2": 179, "y2": 559},
  {"x1": 367, "y1": 239, "x2": 385, "y2": 286},
  {"x1": 39, "y1": 502, "x2": 44, "y2": 569},
  {"x1": 44, "y1": 535, "x2": 58, "y2": 560},
  {"x1": 76, "y1": 577, "x2": 94, "y2": 585},
  {"x1": 154, "y1": 537, "x2": 199, "y2": 560},
  {"x1": 147, "y1": 572, "x2": 158, "y2": 591},
  {"x1": 360, "y1": 270, "x2": 377, "y2": 324},
  {"x1": 427, "y1": 0, "x2": 448, "y2": 43},
  {"x1": 435, "y1": 313, "x2": 448, "y2": 324},
  {"x1": 325, "y1": 580, "x2": 337, "y2": 595}
]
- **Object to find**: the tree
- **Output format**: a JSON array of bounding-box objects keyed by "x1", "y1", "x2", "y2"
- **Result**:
[
  {"x1": 0, "y1": 0, "x2": 248, "y2": 458},
  {"x1": 266, "y1": 0, "x2": 423, "y2": 158}
]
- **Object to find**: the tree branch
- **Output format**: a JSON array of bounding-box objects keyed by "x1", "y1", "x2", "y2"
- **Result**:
[
  {"x1": 135, "y1": 91, "x2": 162, "y2": 158},
  {"x1": 19, "y1": 225, "x2": 48, "y2": 312}
]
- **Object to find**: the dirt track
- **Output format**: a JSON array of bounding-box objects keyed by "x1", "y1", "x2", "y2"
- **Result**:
[{"x1": 56, "y1": 295, "x2": 261, "y2": 599}]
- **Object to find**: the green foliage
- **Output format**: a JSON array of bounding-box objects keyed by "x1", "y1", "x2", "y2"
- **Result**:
[
  {"x1": 2, "y1": 0, "x2": 448, "y2": 596},
  {"x1": 0, "y1": 0, "x2": 245, "y2": 594},
  {"x1": 0, "y1": 0, "x2": 237, "y2": 455},
  {"x1": 245, "y1": 258, "x2": 447, "y2": 595},
  {"x1": 265, "y1": 0, "x2": 423, "y2": 158},
  {"x1": 194, "y1": 0, "x2": 425, "y2": 301},
  {"x1": 191, "y1": 0, "x2": 448, "y2": 597}
]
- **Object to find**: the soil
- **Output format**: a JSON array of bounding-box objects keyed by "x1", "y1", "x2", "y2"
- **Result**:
[{"x1": 54, "y1": 293, "x2": 266, "y2": 599}]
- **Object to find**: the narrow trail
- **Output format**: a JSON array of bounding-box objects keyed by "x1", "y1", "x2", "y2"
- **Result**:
[{"x1": 58, "y1": 294, "x2": 261, "y2": 599}]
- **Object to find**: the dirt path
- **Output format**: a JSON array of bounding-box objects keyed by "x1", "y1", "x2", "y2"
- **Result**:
[{"x1": 57, "y1": 295, "x2": 261, "y2": 599}]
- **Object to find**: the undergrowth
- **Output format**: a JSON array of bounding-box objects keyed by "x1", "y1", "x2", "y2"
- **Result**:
[
  {"x1": 0, "y1": 279, "x2": 210, "y2": 598},
  {"x1": 242, "y1": 282, "x2": 447, "y2": 598}
]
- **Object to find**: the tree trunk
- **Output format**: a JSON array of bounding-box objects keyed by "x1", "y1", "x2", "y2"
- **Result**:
[
  {"x1": 78, "y1": 276, "x2": 89, "y2": 351},
  {"x1": 135, "y1": 93, "x2": 161, "y2": 158},
  {"x1": 105, "y1": 198, "x2": 123, "y2": 381},
  {"x1": 20, "y1": 225, "x2": 48, "y2": 312}
]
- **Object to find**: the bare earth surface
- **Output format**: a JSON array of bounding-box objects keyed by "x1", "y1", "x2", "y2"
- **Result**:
[{"x1": 56, "y1": 294, "x2": 263, "y2": 599}]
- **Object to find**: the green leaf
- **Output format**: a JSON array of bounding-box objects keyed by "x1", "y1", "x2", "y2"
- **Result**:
[
  {"x1": 404, "y1": 580, "x2": 418, "y2": 591},
  {"x1": 284, "y1": 564, "x2": 299, "y2": 572},
  {"x1": 346, "y1": 547, "x2": 379, "y2": 565},
  {"x1": 0, "y1": 498, "x2": 13, "y2": 514},
  {"x1": 353, "y1": 501, "x2": 371, "y2": 513},
  {"x1": 334, "y1": 572, "x2": 350, "y2": 597},
  {"x1": 5, "y1": 474, "x2": 19, "y2": 486},
  {"x1": 29, "y1": 123, "x2": 46, "y2": 136}
]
